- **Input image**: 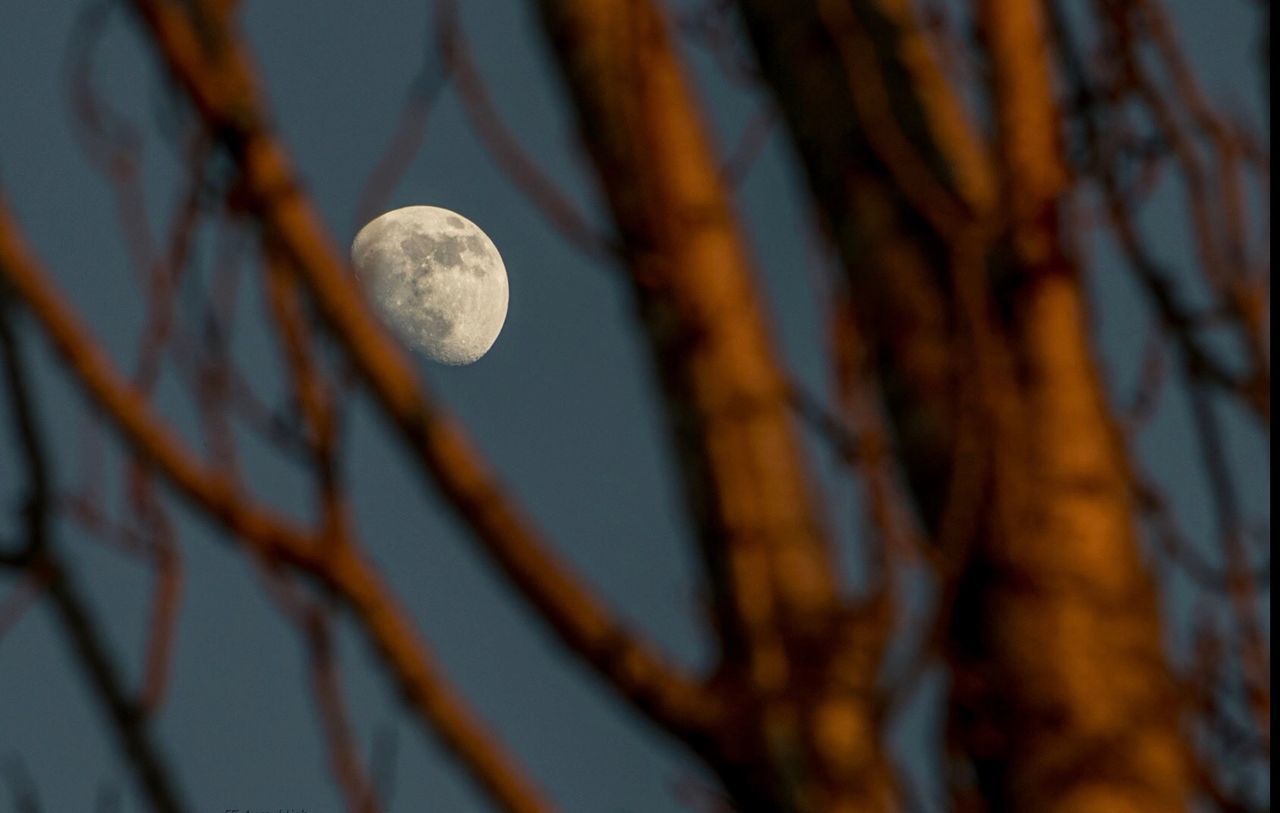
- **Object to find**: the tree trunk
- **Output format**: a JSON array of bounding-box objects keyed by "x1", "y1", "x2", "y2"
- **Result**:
[
  {"x1": 945, "y1": 2, "x2": 1191, "y2": 809},
  {"x1": 732, "y1": 0, "x2": 1191, "y2": 809}
]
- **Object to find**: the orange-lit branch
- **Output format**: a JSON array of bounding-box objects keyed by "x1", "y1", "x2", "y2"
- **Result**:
[
  {"x1": 127, "y1": 0, "x2": 720, "y2": 745},
  {"x1": 0, "y1": 197, "x2": 556, "y2": 813},
  {"x1": 0, "y1": 202, "x2": 310, "y2": 564},
  {"x1": 731, "y1": 0, "x2": 993, "y2": 536},
  {"x1": 957, "y1": 1, "x2": 1191, "y2": 808},
  {"x1": 529, "y1": 0, "x2": 888, "y2": 808},
  {"x1": 1057, "y1": 2, "x2": 1272, "y2": 760}
]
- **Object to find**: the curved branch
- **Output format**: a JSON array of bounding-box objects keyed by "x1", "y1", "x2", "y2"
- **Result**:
[
  {"x1": 1, "y1": 286, "x2": 189, "y2": 813},
  {"x1": 0, "y1": 197, "x2": 554, "y2": 813},
  {"x1": 438, "y1": 0, "x2": 614, "y2": 262},
  {"x1": 125, "y1": 0, "x2": 720, "y2": 744}
]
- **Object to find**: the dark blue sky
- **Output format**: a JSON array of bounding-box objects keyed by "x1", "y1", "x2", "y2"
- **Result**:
[{"x1": 0, "y1": 2, "x2": 1267, "y2": 811}]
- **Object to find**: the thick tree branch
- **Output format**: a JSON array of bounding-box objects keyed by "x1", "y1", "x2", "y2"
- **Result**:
[
  {"x1": 939, "y1": 1, "x2": 1191, "y2": 809},
  {"x1": 731, "y1": 0, "x2": 994, "y2": 538},
  {"x1": 531, "y1": 0, "x2": 840, "y2": 678},
  {"x1": 0, "y1": 198, "x2": 554, "y2": 813},
  {"x1": 125, "y1": 0, "x2": 719, "y2": 744},
  {"x1": 528, "y1": 1, "x2": 893, "y2": 809}
]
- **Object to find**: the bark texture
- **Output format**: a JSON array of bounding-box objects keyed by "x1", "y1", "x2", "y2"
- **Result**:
[
  {"x1": 532, "y1": 1, "x2": 896, "y2": 809},
  {"x1": 946, "y1": 3, "x2": 1190, "y2": 810},
  {"x1": 732, "y1": 0, "x2": 1191, "y2": 810}
]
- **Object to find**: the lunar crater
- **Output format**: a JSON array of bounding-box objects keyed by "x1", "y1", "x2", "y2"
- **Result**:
[{"x1": 351, "y1": 205, "x2": 508, "y2": 365}]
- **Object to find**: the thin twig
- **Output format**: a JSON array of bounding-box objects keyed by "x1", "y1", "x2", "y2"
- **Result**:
[
  {"x1": 438, "y1": 0, "x2": 615, "y2": 262},
  {"x1": 354, "y1": 13, "x2": 449, "y2": 232},
  {"x1": 0, "y1": 281, "x2": 190, "y2": 813},
  {"x1": 305, "y1": 610, "x2": 380, "y2": 813}
]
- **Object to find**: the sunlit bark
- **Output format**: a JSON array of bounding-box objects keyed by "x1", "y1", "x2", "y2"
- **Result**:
[
  {"x1": 733, "y1": 0, "x2": 1194, "y2": 809},
  {"x1": 531, "y1": 2, "x2": 895, "y2": 809},
  {"x1": 944, "y1": 3, "x2": 1190, "y2": 809}
]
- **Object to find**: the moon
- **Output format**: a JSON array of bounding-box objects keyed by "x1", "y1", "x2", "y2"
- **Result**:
[{"x1": 351, "y1": 205, "x2": 509, "y2": 365}]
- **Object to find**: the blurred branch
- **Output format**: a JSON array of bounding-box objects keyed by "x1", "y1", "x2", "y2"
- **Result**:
[
  {"x1": 1122, "y1": 321, "x2": 1169, "y2": 430},
  {"x1": 127, "y1": 0, "x2": 721, "y2": 748},
  {"x1": 1137, "y1": 0, "x2": 1269, "y2": 348},
  {"x1": 0, "y1": 195, "x2": 555, "y2": 813},
  {"x1": 0, "y1": 566, "x2": 50, "y2": 641},
  {"x1": 1183, "y1": 380, "x2": 1271, "y2": 754},
  {"x1": 262, "y1": 242, "x2": 348, "y2": 541},
  {"x1": 354, "y1": 12, "x2": 449, "y2": 231},
  {"x1": 137, "y1": 532, "x2": 182, "y2": 715},
  {"x1": 127, "y1": 147, "x2": 198, "y2": 707},
  {"x1": 815, "y1": 0, "x2": 979, "y2": 240},
  {"x1": 305, "y1": 610, "x2": 380, "y2": 813},
  {"x1": 674, "y1": 0, "x2": 760, "y2": 89},
  {"x1": 1136, "y1": 479, "x2": 1270, "y2": 593},
  {"x1": 718, "y1": 103, "x2": 777, "y2": 188},
  {"x1": 530, "y1": 0, "x2": 890, "y2": 807},
  {"x1": 67, "y1": 0, "x2": 156, "y2": 287},
  {"x1": 1052, "y1": 1, "x2": 1271, "y2": 762},
  {"x1": 1090, "y1": 0, "x2": 1270, "y2": 423},
  {"x1": 0, "y1": 291, "x2": 50, "y2": 564},
  {"x1": 946, "y1": 0, "x2": 1190, "y2": 807},
  {"x1": 0, "y1": 201, "x2": 312, "y2": 563},
  {"x1": 731, "y1": 0, "x2": 993, "y2": 538},
  {"x1": 0, "y1": 283, "x2": 190, "y2": 813},
  {"x1": 1046, "y1": 3, "x2": 1266, "y2": 414},
  {"x1": 437, "y1": 0, "x2": 615, "y2": 262},
  {"x1": 131, "y1": 132, "x2": 209, "y2": 397}
]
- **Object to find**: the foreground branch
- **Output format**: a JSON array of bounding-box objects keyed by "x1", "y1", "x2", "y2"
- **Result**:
[
  {"x1": 940, "y1": 1, "x2": 1191, "y2": 808},
  {"x1": 529, "y1": 0, "x2": 891, "y2": 809},
  {"x1": 125, "y1": 0, "x2": 719, "y2": 746},
  {"x1": 0, "y1": 198, "x2": 553, "y2": 813}
]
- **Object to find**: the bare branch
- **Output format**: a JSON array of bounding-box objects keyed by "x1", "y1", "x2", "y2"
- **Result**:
[
  {"x1": 138, "y1": 536, "x2": 182, "y2": 715},
  {"x1": 0, "y1": 567, "x2": 50, "y2": 641},
  {"x1": 354, "y1": 15, "x2": 449, "y2": 232},
  {"x1": 437, "y1": 0, "x2": 615, "y2": 262},
  {"x1": 0, "y1": 196, "x2": 556, "y2": 813},
  {"x1": 126, "y1": 0, "x2": 720, "y2": 745},
  {"x1": 0, "y1": 285, "x2": 190, "y2": 813},
  {"x1": 305, "y1": 610, "x2": 380, "y2": 813}
]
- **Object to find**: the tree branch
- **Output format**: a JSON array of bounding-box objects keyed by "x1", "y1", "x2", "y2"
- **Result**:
[
  {"x1": 730, "y1": 0, "x2": 994, "y2": 537},
  {"x1": 528, "y1": 0, "x2": 894, "y2": 808},
  {"x1": 125, "y1": 0, "x2": 720, "y2": 745},
  {"x1": 942, "y1": 1, "x2": 1191, "y2": 808},
  {"x1": 0, "y1": 197, "x2": 555, "y2": 813},
  {"x1": 437, "y1": 0, "x2": 614, "y2": 263},
  {"x1": 0, "y1": 282, "x2": 189, "y2": 813}
]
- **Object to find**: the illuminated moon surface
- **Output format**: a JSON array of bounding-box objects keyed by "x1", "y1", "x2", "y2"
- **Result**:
[{"x1": 351, "y1": 206, "x2": 509, "y2": 365}]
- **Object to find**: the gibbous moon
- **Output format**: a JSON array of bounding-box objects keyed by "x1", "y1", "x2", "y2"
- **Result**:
[{"x1": 351, "y1": 206, "x2": 509, "y2": 365}]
